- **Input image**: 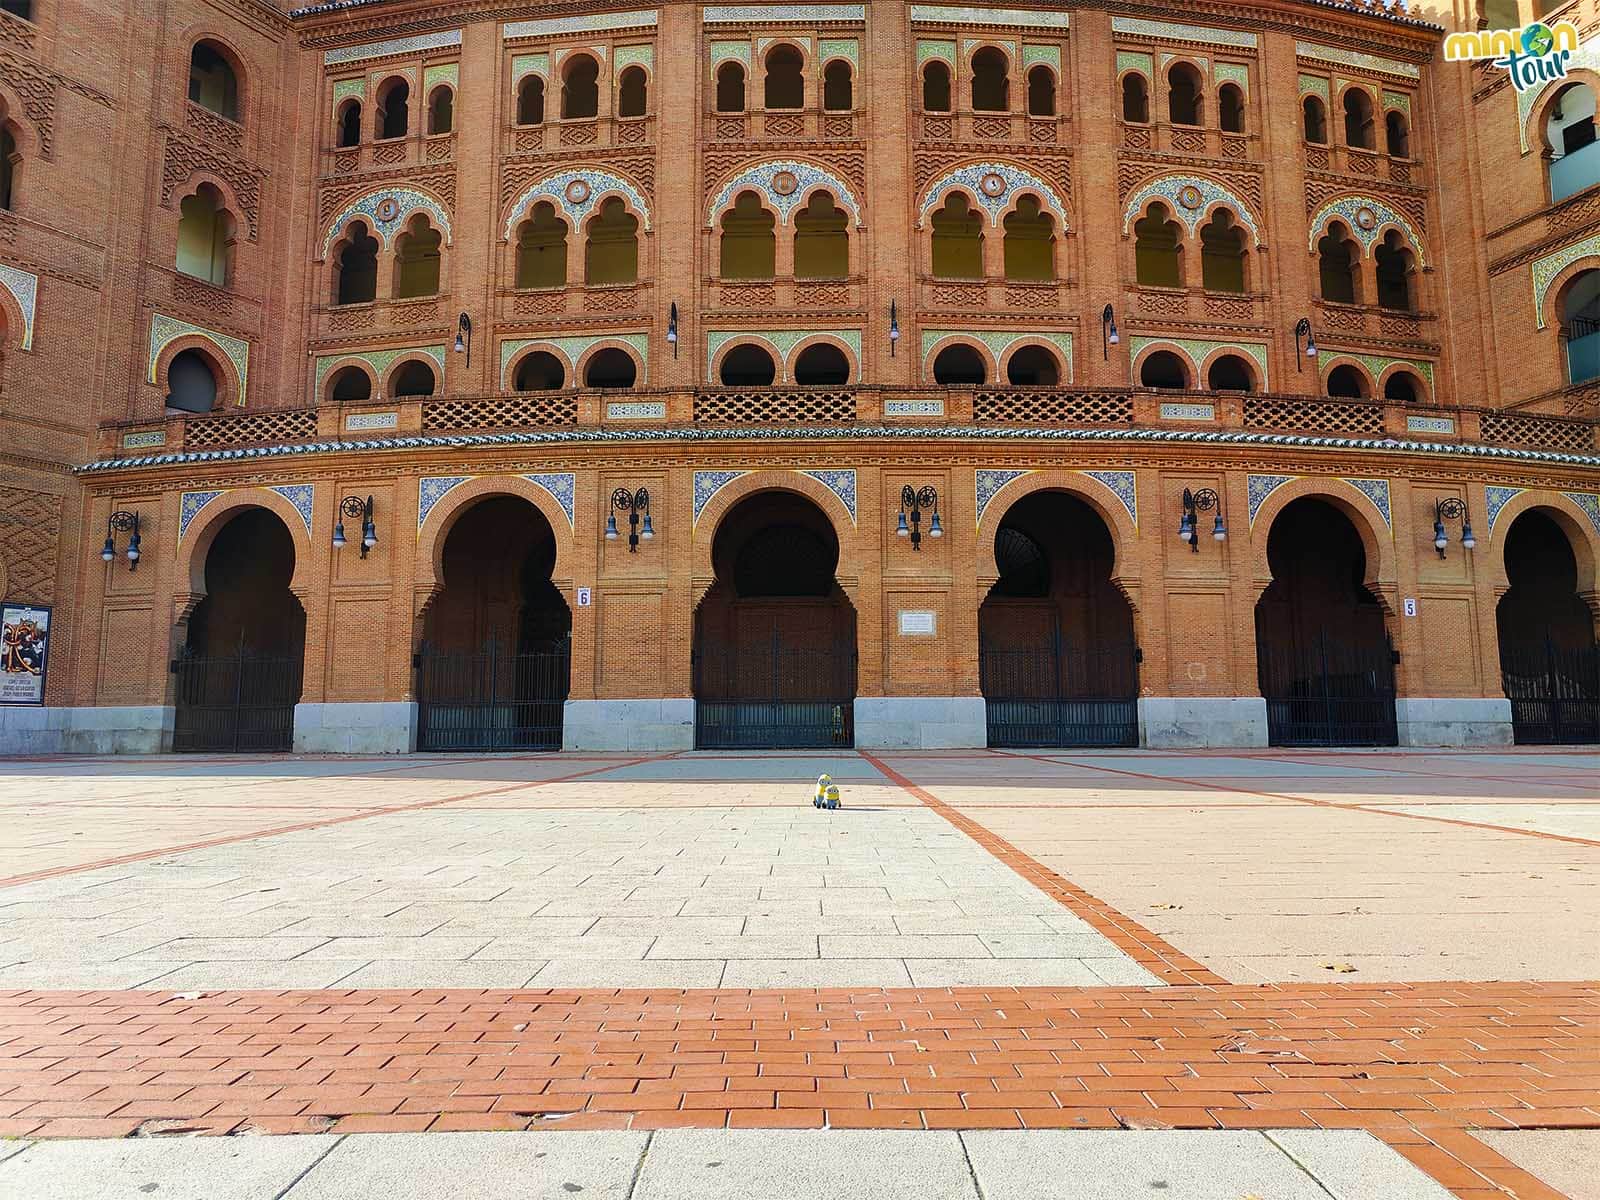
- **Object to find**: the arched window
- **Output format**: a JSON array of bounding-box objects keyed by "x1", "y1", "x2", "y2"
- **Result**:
[
  {"x1": 1303, "y1": 95, "x2": 1328, "y2": 143},
  {"x1": 562, "y1": 56, "x2": 599, "y2": 120},
  {"x1": 1199, "y1": 210, "x2": 1246, "y2": 294},
  {"x1": 1385, "y1": 110, "x2": 1409, "y2": 157},
  {"x1": 1560, "y1": 268, "x2": 1600, "y2": 384},
  {"x1": 333, "y1": 222, "x2": 379, "y2": 305},
  {"x1": 175, "y1": 184, "x2": 235, "y2": 286},
  {"x1": 1547, "y1": 82, "x2": 1599, "y2": 203},
  {"x1": 1383, "y1": 371, "x2": 1422, "y2": 403},
  {"x1": 376, "y1": 78, "x2": 409, "y2": 139},
  {"x1": 823, "y1": 61, "x2": 853, "y2": 111},
  {"x1": 765, "y1": 46, "x2": 804, "y2": 109},
  {"x1": 189, "y1": 42, "x2": 239, "y2": 122},
  {"x1": 1168, "y1": 63, "x2": 1203, "y2": 126},
  {"x1": 923, "y1": 61, "x2": 951, "y2": 112},
  {"x1": 517, "y1": 76, "x2": 546, "y2": 125},
  {"x1": 1374, "y1": 231, "x2": 1415, "y2": 312},
  {"x1": 933, "y1": 344, "x2": 986, "y2": 385},
  {"x1": 391, "y1": 359, "x2": 436, "y2": 397},
  {"x1": 794, "y1": 191, "x2": 849, "y2": 279},
  {"x1": 1, "y1": 2, "x2": 35, "y2": 19},
  {"x1": 719, "y1": 191, "x2": 776, "y2": 279},
  {"x1": 717, "y1": 62, "x2": 746, "y2": 112},
  {"x1": 1122, "y1": 74, "x2": 1149, "y2": 123},
  {"x1": 1006, "y1": 345, "x2": 1059, "y2": 386},
  {"x1": 1326, "y1": 364, "x2": 1369, "y2": 398},
  {"x1": 1134, "y1": 203, "x2": 1182, "y2": 288},
  {"x1": 515, "y1": 351, "x2": 566, "y2": 391},
  {"x1": 1219, "y1": 83, "x2": 1245, "y2": 133},
  {"x1": 427, "y1": 87, "x2": 453, "y2": 135},
  {"x1": 585, "y1": 197, "x2": 638, "y2": 286},
  {"x1": 931, "y1": 192, "x2": 983, "y2": 279},
  {"x1": 971, "y1": 48, "x2": 1009, "y2": 112},
  {"x1": 515, "y1": 202, "x2": 568, "y2": 289},
  {"x1": 793, "y1": 343, "x2": 849, "y2": 386},
  {"x1": 1140, "y1": 350, "x2": 1189, "y2": 389},
  {"x1": 1207, "y1": 354, "x2": 1254, "y2": 392},
  {"x1": 618, "y1": 66, "x2": 648, "y2": 118},
  {"x1": 1027, "y1": 66, "x2": 1055, "y2": 117},
  {"x1": 393, "y1": 215, "x2": 441, "y2": 298},
  {"x1": 584, "y1": 348, "x2": 636, "y2": 389},
  {"x1": 1002, "y1": 194, "x2": 1055, "y2": 282},
  {"x1": 1343, "y1": 88, "x2": 1375, "y2": 149},
  {"x1": 328, "y1": 365, "x2": 371, "y2": 403},
  {"x1": 0, "y1": 123, "x2": 14, "y2": 211},
  {"x1": 336, "y1": 99, "x2": 362, "y2": 147},
  {"x1": 165, "y1": 349, "x2": 219, "y2": 413},
  {"x1": 1317, "y1": 221, "x2": 1361, "y2": 304},
  {"x1": 720, "y1": 343, "x2": 777, "y2": 386}
]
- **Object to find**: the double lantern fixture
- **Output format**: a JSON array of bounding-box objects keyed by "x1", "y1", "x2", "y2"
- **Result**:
[
  {"x1": 606, "y1": 487, "x2": 654, "y2": 552},
  {"x1": 333, "y1": 495, "x2": 378, "y2": 558},
  {"x1": 101, "y1": 511, "x2": 141, "y2": 571},
  {"x1": 1178, "y1": 488, "x2": 1227, "y2": 551},
  {"x1": 896, "y1": 485, "x2": 943, "y2": 550},
  {"x1": 1433, "y1": 497, "x2": 1476, "y2": 558}
]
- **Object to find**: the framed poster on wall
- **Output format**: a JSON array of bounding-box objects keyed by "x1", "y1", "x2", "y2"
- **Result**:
[{"x1": 0, "y1": 602, "x2": 51, "y2": 705}]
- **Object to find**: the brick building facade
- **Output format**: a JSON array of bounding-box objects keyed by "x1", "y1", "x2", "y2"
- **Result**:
[{"x1": 0, "y1": 0, "x2": 1596, "y2": 754}]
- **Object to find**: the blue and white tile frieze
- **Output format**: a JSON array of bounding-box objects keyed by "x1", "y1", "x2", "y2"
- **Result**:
[
  {"x1": 525, "y1": 473, "x2": 576, "y2": 527},
  {"x1": 1247, "y1": 474, "x2": 1296, "y2": 527},
  {"x1": 269, "y1": 485, "x2": 315, "y2": 536},
  {"x1": 1307, "y1": 195, "x2": 1426, "y2": 265},
  {"x1": 918, "y1": 162, "x2": 1069, "y2": 229},
  {"x1": 1080, "y1": 471, "x2": 1138, "y2": 529},
  {"x1": 799, "y1": 469, "x2": 857, "y2": 523},
  {"x1": 709, "y1": 161, "x2": 861, "y2": 227},
  {"x1": 704, "y1": 5, "x2": 865, "y2": 23},
  {"x1": 325, "y1": 30, "x2": 462, "y2": 66},
  {"x1": 1563, "y1": 492, "x2": 1600, "y2": 537},
  {"x1": 419, "y1": 476, "x2": 472, "y2": 529},
  {"x1": 1485, "y1": 486, "x2": 1524, "y2": 536},
  {"x1": 0, "y1": 263, "x2": 38, "y2": 351},
  {"x1": 504, "y1": 169, "x2": 653, "y2": 239},
  {"x1": 694, "y1": 471, "x2": 750, "y2": 525},
  {"x1": 503, "y1": 10, "x2": 658, "y2": 38},
  {"x1": 1122, "y1": 175, "x2": 1261, "y2": 244},
  {"x1": 1342, "y1": 478, "x2": 1392, "y2": 529},
  {"x1": 178, "y1": 491, "x2": 225, "y2": 541},
  {"x1": 322, "y1": 188, "x2": 454, "y2": 259},
  {"x1": 975, "y1": 469, "x2": 1032, "y2": 527}
]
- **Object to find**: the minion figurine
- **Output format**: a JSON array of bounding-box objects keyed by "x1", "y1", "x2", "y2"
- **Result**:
[
  {"x1": 813, "y1": 773, "x2": 833, "y2": 808},
  {"x1": 824, "y1": 783, "x2": 841, "y2": 811}
]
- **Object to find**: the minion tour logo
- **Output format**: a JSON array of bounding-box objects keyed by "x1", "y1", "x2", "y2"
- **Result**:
[{"x1": 1444, "y1": 20, "x2": 1580, "y2": 92}]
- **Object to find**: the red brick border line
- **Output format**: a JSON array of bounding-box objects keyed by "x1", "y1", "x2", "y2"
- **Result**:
[{"x1": 859, "y1": 751, "x2": 1226, "y2": 986}]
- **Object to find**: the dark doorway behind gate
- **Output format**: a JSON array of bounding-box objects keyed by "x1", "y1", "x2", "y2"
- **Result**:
[{"x1": 416, "y1": 495, "x2": 572, "y2": 751}]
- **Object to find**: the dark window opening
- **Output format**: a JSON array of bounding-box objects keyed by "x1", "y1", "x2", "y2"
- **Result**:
[
  {"x1": 165, "y1": 349, "x2": 219, "y2": 413},
  {"x1": 562, "y1": 56, "x2": 599, "y2": 120},
  {"x1": 933, "y1": 344, "x2": 986, "y2": 385}
]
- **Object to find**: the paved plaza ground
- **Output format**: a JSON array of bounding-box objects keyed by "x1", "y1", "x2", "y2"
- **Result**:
[{"x1": 0, "y1": 748, "x2": 1595, "y2": 1197}]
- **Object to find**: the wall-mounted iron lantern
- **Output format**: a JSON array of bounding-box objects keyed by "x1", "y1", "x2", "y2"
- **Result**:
[
  {"x1": 607, "y1": 487, "x2": 654, "y2": 552},
  {"x1": 896, "y1": 485, "x2": 942, "y2": 551},
  {"x1": 101, "y1": 511, "x2": 141, "y2": 571},
  {"x1": 1432, "y1": 497, "x2": 1476, "y2": 558},
  {"x1": 333, "y1": 495, "x2": 377, "y2": 558},
  {"x1": 1178, "y1": 488, "x2": 1226, "y2": 552}
]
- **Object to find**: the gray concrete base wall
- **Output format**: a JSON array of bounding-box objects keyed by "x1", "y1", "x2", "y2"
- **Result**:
[
  {"x1": 564, "y1": 699, "x2": 695, "y2": 752},
  {"x1": 854, "y1": 696, "x2": 987, "y2": 750},
  {"x1": 1396, "y1": 697, "x2": 1515, "y2": 748},
  {"x1": 293, "y1": 702, "x2": 418, "y2": 754},
  {"x1": 0, "y1": 705, "x2": 173, "y2": 756},
  {"x1": 1138, "y1": 697, "x2": 1269, "y2": 749}
]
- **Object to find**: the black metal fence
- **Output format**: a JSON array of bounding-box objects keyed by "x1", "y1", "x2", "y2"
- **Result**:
[
  {"x1": 416, "y1": 638, "x2": 571, "y2": 751},
  {"x1": 172, "y1": 647, "x2": 302, "y2": 753},
  {"x1": 980, "y1": 635, "x2": 1140, "y2": 748},
  {"x1": 1257, "y1": 625, "x2": 1398, "y2": 747},
  {"x1": 1500, "y1": 635, "x2": 1600, "y2": 745},
  {"x1": 693, "y1": 635, "x2": 856, "y2": 749}
]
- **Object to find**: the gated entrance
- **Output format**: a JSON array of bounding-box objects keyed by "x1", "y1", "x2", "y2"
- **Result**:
[
  {"x1": 981, "y1": 629, "x2": 1139, "y2": 747},
  {"x1": 1500, "y1": 634, "x2": 1600, "y2": 745},
  {"x1": 416, "y1": 636, "x2": 571, "y2": 751},
  {"x1": 694, "y1": 632, "x2": 855, "y2": 749},
  {"x1": 172, "y1": 645, "x2": 301, "y2": 753}
]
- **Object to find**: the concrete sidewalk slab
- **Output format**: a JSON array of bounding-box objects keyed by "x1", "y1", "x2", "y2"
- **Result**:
[
  {"x1": 0, "y1": 1136, "x2": 333, "y2": 1200},
  {"x1": 1474, "y1": 1129, "x2": 1600, "y2": 1200}
]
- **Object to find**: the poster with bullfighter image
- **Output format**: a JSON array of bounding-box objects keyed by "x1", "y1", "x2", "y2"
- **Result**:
[{"x1": 0, "y1": 603, "x2": 50, "y2": 705}]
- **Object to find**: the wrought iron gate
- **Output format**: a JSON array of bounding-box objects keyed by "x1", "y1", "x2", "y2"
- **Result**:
[
  {"x1": 415, "y1": 637, "x2": 571, "y2": 751},
  {"x1": 693, "y1": 633, "x2": 856, "y2": 749},
  {"x1": 980, "y1": 632, "x2": 1140, "y2": 748},
  {"x1": 172, "y1": 646, "x2": 302, "y2": 753},
  {"x1": 1257, "y1": 625, "x2": 1398, "y2": 747},
  {"x1": 1500, "y1": 634, "x2": 1600, "y2": 745}
]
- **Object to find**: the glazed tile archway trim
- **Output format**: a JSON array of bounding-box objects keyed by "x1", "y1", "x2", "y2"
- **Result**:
[
  {"x1": 314, "y1": 345, "x2": 447, "y2": 396},
  {"x1": 503, "y1": 10, "x2": 658, "y2": 39},
  {"x1": 921, "y1": 330, "x2": 1074, "y2": 384},
  {"x1": 1531, "y1": 233, "x2": 1600, "y2": 330},
  {"x1": 1342, "y1": 477, "x2": 1393, "y2": 530},
  {"x1": 149, "y1": 313, "x2": 251, "y2": 406},
  {"x1": 705, "y1": 329, "x2": 863, "y2": 381},
  {"x1": 914, "y1": 5, "x2": 1070, "y2": 28},
  {"x1": 499, "y1": 333, "x2": 650, "y2": 387},
  {"x1": 1247, "y1": 474, "x2": 1296, "y2": 526},
  {"x1": 512, "y1": 53, "x2": 551, "y2": 83},
  {"x1": 1128, "y1": 335, "x2": 1268, "y2": 389},
  {"x1": 1485, "y1": 485, "x2": 1524, "y2": 536},
  {"x1": 177, "y1": 484, "x2": 313, "y2": 540},
  {"x1": 974, "y1": 469, "x2": 1031, "y2": 527},
  {"x1": 799, "y1": 468, "x2": 857, "y2": 523},
  {"x1": 708, "y1": 160, "x2": 862, "y2": 228},
  {"x1": 615, "y1": 45, "x2": 655, "y2": 72},
  {"x1": 1117, "y1": 51, "x2": 1153, "y2": 79},
  {"x1": 1517, "y1": 33, "x2": 1600, "y2": 153},
  {"x1": 690, "y1": 468, "x2": 856, "y2": 526},
  {"x1": 1111, "y1": 17, "x2": 1257, "y2": 48},
  {"x1": 418, "y1": 476, "x2": 472, "y2": 529},
  {"x1": 332, "y1": 78, "x2": 366, "y2": 103},
  {"x1": 1121, "y1": 174, "x2": 1261, "y2": 244},
  {"x1": 1564, "y1": 491, "x2": 1600, "y2": 537},
  {"x1": 422, "y1": 63, "x2": 459, "y2": 92},
  {"x1": 1298, "y1": 73, "x2": 1330, "y2": 101},
  {"x1": 325, "y1": 30, "x2": 462, "y2": 67},
  {"x1": 524, "y1": 473, "x2": 576, "y2": 527},
  {"x1": 1306, "y1": 194, "x2": 1426, "y2": 266},
  {"x1": 817, "y1": 38, "x2": 860, "y2": 66},
  {"x1": 321, "y1": 187, "x2": 454, "y2": 259},
  {"x1": 917, "y1": 39, "x2": 956, "y2": 66},
  {"x1": 503, "y1": 168, "x2": 653, "y2": 238},
  {"x1": 0, "y1": 263, "x2": 39, "y2": 351},
  {"x1": 1321, "y1": 352, "x2": 1435, "y2": 390},
  {"x1": 1294, "y1": 41, "x2": 1419, "y2": 79},
  {"x1": 1080, "y1": 470, "x2": 1138, "y2": 528},
  {"x1": 918, "y1": 161, "x2": 1070, "y2": 229},
  {"x1": 692, "y1": 470, "x2": 750, "y2": 525}
]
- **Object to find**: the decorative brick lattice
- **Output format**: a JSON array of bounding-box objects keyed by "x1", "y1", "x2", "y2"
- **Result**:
[
  {"x1": 1203, "y1": 294, "x2": 1253, "y2": 320},
  {"x1": 515, "y1": 129, "x2": 545, "y2": 153},
  {"x1": 422, "y1": 395, "x2": 578, "y2": 432},
  {"x1": 425, "y1": 138, "x2": 453, "y2": 162},
  {"x1": 720, "y1": 283, "x2": 777, "y2": 308},
  {"x1": 373, "y1": 141, "x2": 407, "y2": 165},
  {"x1": 171, "y1": 275, "x2": 237, "y2": 320},
  {"x1": 512, "y1": 291, "x2": 566, "y2": 316},
  {"x1": 1305, "y1": 146, "x2": 1331, "y2": 171},
  {"x1": 932, "y1": 282, "x2": 985, "y2": 306},
  {"x1": 795, "y1": 283, "x2": 852, "y2": 307},
  {"x1": 390, "y1": 299, "x2": 440, "y2": 326},
  {"x1": 618, "y1": 120, "x2": 648, "y2": 144},
  {"x1": 333, "y1": 153, "x2": 360, "y2": 174},
  {"x1": 584, "y1": 287, "x2": 639, "y2": 312},
  {"x1": 1004, "y1": 284, "x2": 1060, "y2": 309},
  {"x1": 0, "y1": 486, "x2": 61, "y2": 604},
  {"x1": 1348, "y1": 151, "x2": 1378, "y2": 176},
  {"x1": 974, "y1": 391, "x2": 1133, "y2": 425},
  {"x1": 561, "y1": 122, "x2": 599, "y2": 146},
  {"x1": 716, "y1": 117, "x2": 747, "y2": 140},
  {"x1": 1481, "y1": 412, "x2": 1595, "y2": 452},
  {"x1": 694, "y1": 389, "x2": 856, "y2": 424},
  {"x1": 764, "y1": 113, "x2": 805, "y2": 138},
  {"x1": 1221, "y1": 135, "x2": 1248, "y2": 160},
  {"x1": 1379, "y1": 313, "x2": 1422, "y2": 338},
  {"x1": 1029, "y1": 120, "x2": 1057, "y2": 144},
  {"x1": 1390, "y1": 160, "x2": 1412, "y2": 184},
  {"x1": 1320, "y1": 305, "x2": 1364, "y2": 331},
  {"x1": 922, "y1": 116, "x2": 953, "y2": 140},
  {"x1": 824, "y1": 115, "x2": 854, "y2": 139},
  {"x1": 1244, "y1": 397, "x2": 1384, "y2": 436},
  {"x1": 1123, "y1": 125, "x2": 1153, "y2": 150},
  {"x1": 184, "y1": 101, "x2": 244, "y2": 150},
  {"x1": 1137, "y1": 289, "x2": 1187, "y2": 316},
  {"x1": 973, "y1": 116, "x2": 1013, "y2": 141},
  {"x1": 184, "y1": 410, "x2": 317, "y2": 450},
  {"x1": 1170, "y1": 129, "x2": 1206, "y2": 154},
  {"x1": 327, "y1": 307, "x2": 376, "y2": 332}
]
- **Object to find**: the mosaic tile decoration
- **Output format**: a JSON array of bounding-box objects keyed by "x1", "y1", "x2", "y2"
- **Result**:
[
  {"x1": 1295, "y1": 41, "x2": 1418, "y2": 79},
  {"x1": 269, "y1": 484, "x2": 315, "y2": 536},
  {"x1": 423, "y1": 63, "x2": 459, "y2": 92},
  {"x1": 693, "y1": 470, "x2": 750, "y2": 525},
  {"x1": 799, "y1": 468, "x2": 857, "y2": 523},
  {"x1": 963, "y1": 38, "x2": 1017, "y2": 59},
  {"x1": 918, "y1": 161, "x2": 1070, "y2": 229},
  {"x1": 1325, "y1": 352, "x2": 1434, "y2": 390},
  {"x1": 1306, "y1": 194, "x2": 1424, "y2": 265},
  {"x1": 500, "y1": 333, "x2": 650, "y2": 387},
  {"x1": 553, "y1": 46, "x2": 608, "y2": 67},
  {"x1": 1247, "y1": 474, "x2": 1296, "y2": 527},
  {"x1": 149, "y1": 313, "x2": 250, "y2": 406},
  {"x1": 914, "y1": 6, "x2": 1070, "y2": 29},
  {"x1": 1160, "y1": 52, "x2": 1209, "y2": 73},
  {"x1": 711, "y1": 41, "x2": 753, "y2": 66},
  {"x1": 607, "y1": 401, "x2": 667, "y2": 419},
  {"x1": 325, "y1": 30, "x2": 461, "y2": 67},
  {"x1": 503, "y1": 10, "x2": 658, "y2": 39},
  {"x1": 1122, "y1": 174, "x2": 1261, "y2": 244},
  {"x1": 1485, "y1": 485, "x2": 1524, "y2": 536},
  {"x1": 1023, "y1": 45, "x2": 1062, "y2": 69},
  {"x1": 1111, "y1": 17, "x2": 1256, "y2": 48},
  {"x1": 321, "y1": 187, "x2": 454, "y2": 258},
  {"x1": 314, "y1": 345, "x2": 447, "y2": 396},
  {"x1": 615, "y1": 45, "x2": 655, "y2": 71},
  {"x1": 1117, "y1": 51, "x2": 1153, "y2": 78},
  {"x1": 1342, "y1": 477, "x2": 1392, "y2": 529},
  {"x1": 369, "y1": 66, "x2": 416, "y2": 90},
  {"x1": 1128, "y1": 335, "x2": 1268, "y2": 390},
  {"x1": 1214, "y1": 62, "x2": 1248, "y2": 95},
  {"x1": 1298, "y1": 73, "x2": 1330, "y2": 100},
  {"x1": 418, "y1": 476, "x2": 472, "y2": 529},
  {"x1": 504, "y1": 168, "x2": 653, "y2": 238},
  {"x1": 1080, "y1": 470, "x2": 1138, "y2": 528},
  {"x1": 817, "y1": 38, "x2": 859, "y2": 66},
  {"x1": 1518, "y1": 33, "x2": 1600, "y2": 152},
  {"x1": 703, "y1": 5, "x2": 865, "y2": 22},
  {"x1": 1531, "y1": 233, "x2": 1600, "y2": 330},
  {"x1": 524, "y1": 473, "x2": 576, "y2": 527},
  {"x1": 1564, "y1": 491, "x2": 1600, "y2": 537},
  {"x1": 706, "y1": 329, "x2": 863, "y2": 381},
  {"x1": 0, "y1": 263, "x2": 38, "y2": 351},
  {"x1": 758, "y1": 36, "x2": 813, "y2": 54},
  {"x1": 1160, "y1": 402, "x2": 1215, "y2": 421},
  {"x1": 332, "y1": 78, "x2": 367, "y2": 103},
  {"x1": 917, "y1": 39, "x2": 957, "y2": 66},
  {"x1": 920, "y1": 330, "x2": 1073, "y2": 383},
  {"x1": 709, "y1": 160, "x2": 862, "y2": 227},
  {"x1": 1382, "y1": 89, "x2": 1410, "y2": 114},
  {"x1": 512, "y1": 52, "x2": 551, "y2": 83},
  {"x1": 178, "y1": 490, "x2": 225, "y2": 540},
  {"x1": 975, "y1": 469, "x2": 1033, "y2": 527},
  {"x1": 1406, "y1": 414, "x2": 1454, "y2": 435}
]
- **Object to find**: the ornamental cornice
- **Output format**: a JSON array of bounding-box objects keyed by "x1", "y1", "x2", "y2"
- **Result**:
[
  {"x1": 1119, "y1": 150, "x2": 1263, "y2": 179},
  {"x1": 1303, "y1": 168, "x2": 1426, "y2": 202},
  {"x1": 1488, "y1": 219, "x2": 1600, "y2": 278}
]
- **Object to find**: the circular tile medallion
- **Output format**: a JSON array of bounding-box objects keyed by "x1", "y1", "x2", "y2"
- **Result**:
[
  {"x1": 772, "y1": 170, "x2": 800, "y2": 196},
  {"x1": 1177, "y1": 184, "x2": 1204, "y2": 211},
  {"x1": 980, "y1": 172, "x2": 1008, "y2": 198},
  {"x1": 565, "y1": 179, "x2": 592, "y2": 204}
]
